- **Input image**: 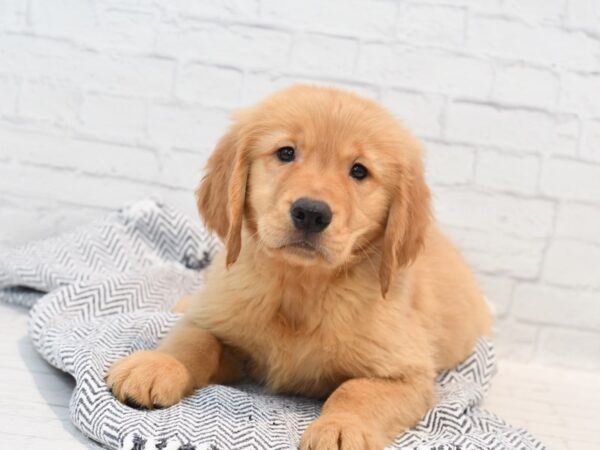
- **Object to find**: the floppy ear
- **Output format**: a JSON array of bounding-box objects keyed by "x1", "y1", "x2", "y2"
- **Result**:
[
  {"x1": 196, "y1": 123, "x2": 249, "y2": 267},
  {"x1": 379, "y1": 157, "x2": 431, "y2": 298}
]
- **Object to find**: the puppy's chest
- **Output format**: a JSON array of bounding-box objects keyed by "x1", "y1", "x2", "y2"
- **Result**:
[
  {"x1": 209, "y1": 288, "x2": 372, "y2": 397},
  {"x1": 245, "y1": 319, "x2": 347, "y2": 396}
]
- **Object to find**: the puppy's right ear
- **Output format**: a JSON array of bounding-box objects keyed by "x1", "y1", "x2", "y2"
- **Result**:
[{"x1": 196, "y1": 121, "x2": 249, "y2": 267}]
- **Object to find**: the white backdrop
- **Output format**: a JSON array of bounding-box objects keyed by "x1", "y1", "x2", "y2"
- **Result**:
[{"x1": 0, "y1": 0, "x2": 599, "y2": 370}]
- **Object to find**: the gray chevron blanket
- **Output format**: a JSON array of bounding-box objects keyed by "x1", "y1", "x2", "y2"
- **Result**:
[{"x1": 0, "y1": 199, "x2": 545, "y2": 450}]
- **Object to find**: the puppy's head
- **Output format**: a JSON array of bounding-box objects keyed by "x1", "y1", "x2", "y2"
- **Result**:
[{"x1": 197, "y1": 85, "x2": 430, "y2": 296}]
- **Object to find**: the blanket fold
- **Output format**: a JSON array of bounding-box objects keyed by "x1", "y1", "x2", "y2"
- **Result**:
[{"x1": 0, "y1": 199, "x2": 545, "y2": 450}]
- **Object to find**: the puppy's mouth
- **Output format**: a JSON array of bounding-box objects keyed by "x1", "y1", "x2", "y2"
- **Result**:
[
  {"x1": 274, "y1": 237, "x2": 328, "y2": 260},
  {"x1": 257, "y1": 223, "x2": 336, "y2": 264},
  {"x1": 286, "y1": 239, "x2": 318, "y2": 252}
]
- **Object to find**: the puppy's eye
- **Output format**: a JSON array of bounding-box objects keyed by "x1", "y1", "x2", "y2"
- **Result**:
[
  {"x1": 276, "y1": 146, "x2": 295, "y2": 162},
  {"x1": 350, "y1": 163, "x2": 368, "y2": 180}
]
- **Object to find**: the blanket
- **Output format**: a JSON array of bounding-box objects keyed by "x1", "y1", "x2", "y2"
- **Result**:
[{"x1": 0, "y1": 199, "x2": 546, "y2": 450}]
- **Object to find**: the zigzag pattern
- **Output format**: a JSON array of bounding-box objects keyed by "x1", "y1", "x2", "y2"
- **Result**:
[{"x1": 0, "y1": 199, "x2": 546, "y2": 450}]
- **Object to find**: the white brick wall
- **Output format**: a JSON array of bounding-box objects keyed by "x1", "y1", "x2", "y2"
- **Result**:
[{"x1": 0, "y1": 0, "x2": 599, "y2": 371}]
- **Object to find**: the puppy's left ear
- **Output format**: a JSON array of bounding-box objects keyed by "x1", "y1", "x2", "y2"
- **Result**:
[
  {"x1": 379, "y1": 153, "x2": 431, "y2": 298},
  {"x1": 196, "y1": 120, "x2": 250, "y2": 267}
]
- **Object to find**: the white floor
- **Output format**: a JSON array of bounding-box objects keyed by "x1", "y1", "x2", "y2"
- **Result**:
[
  {"x1": 0, "y1": 302, "x2": 598, "y2": 450},
  {"x1": 482, "y1": 357, "x2": 600, "y2": 450}
]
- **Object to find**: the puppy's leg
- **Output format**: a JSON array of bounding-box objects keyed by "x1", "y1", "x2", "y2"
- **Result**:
[
  {"x1": 301, "y1": 372, "x2": 433, "y2": 450},
  {"x1": 106, "y1": 318, "x2": 242, "y2": 408}
]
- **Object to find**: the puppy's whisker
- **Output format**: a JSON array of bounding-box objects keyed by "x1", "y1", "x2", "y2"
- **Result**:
[
  {"x1": 362, "y1": 244, "x2": 382, "y2": 259},
  {"x1": 353, "y1": 241, "x2": 379, "y2": 275},
  {"x1": 361, "y1": 249, "x2": 378, "y2": 274}
]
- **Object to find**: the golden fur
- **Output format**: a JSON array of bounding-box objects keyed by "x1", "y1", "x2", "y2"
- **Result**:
[{"x1": 107, "y1": 85, "x2": 491, "y2": 450}]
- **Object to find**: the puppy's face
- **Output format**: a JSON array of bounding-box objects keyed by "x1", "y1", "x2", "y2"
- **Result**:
[
  {"x1": 248, "y1": 108, "x2": 391, "y2": 269},
  {"x1": 198, "y1": 85, "x2": 430, "y2": 294}
]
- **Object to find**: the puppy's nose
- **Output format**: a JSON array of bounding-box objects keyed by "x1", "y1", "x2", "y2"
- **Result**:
[{"x1": 290, "y1": 197, "x2": 332, "y2": 234}]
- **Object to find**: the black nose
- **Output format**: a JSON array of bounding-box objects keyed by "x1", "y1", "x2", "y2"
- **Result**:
[{"x1": 290, "y1": 197, "x2": 332, "y2": 234}]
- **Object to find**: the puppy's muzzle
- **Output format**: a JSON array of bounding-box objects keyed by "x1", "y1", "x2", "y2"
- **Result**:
[{"x1": 290, "y1": 197, "x2": 332, "y2": 234}]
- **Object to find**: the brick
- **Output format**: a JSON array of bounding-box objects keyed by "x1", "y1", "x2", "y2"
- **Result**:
[
  {"x1": 170, "y1": 0, "x2": 259, "y2": 20},
  {"x1": 475, "y1": 273, "x2": 514, "y2": 317},
  {"x1": 160, "y1": 150, "x2": 207, "y2": 190},
  {"x1": 475, "y1": 150, "x2": 540, "y2": 194},
  {"x1": 543, "y1": 240, "x2": 600, "y2": 288},
  {"x1": 148, "y1": 103, "x2": 230, "y2": 150},
  {"x1": 381, "y1": 89, "x2": 444, "y2": 138},
  {"x1": 562, "y1": 73, "x2": 600, "y2": 118},
  {"x1": 492, "y1": 318, "x2": 539, "y2": 362},
  {"x1": 397, "y1": 3, "x2": 466, "y2": 47},
  {"x1": 513, "y1": 283, "x2": 600, "y2": 329},
  {"x1": 430, "y1": 0, "x2": 502, "y2": 9},
  {"x1": 2, "y1": 39, "x2": 172, "y2": 100},
  {"x1": 492, "y1": 65, "x2": 559, "y2": 108},
  {"x1": 443, "y1": 226, "x2": 547, "y2": 278},
  {"x1": 357, "y1": 44, "x2": 493, "y2": 98},
  {"x1": 0, "y1": 76, "x2": 18, "y2": 115},
  {"x1": 99, "y1": 0, "x2": 145, "y2": 7},
  {"x1": 30, "y1": 5, "x2": 156, "y2": 52},
  {"x1": 0, "y1": 0, "x2": 31, "y2": 31},
  {"x1": 176, "y1": 64, "x2": 243, "y2": 107},
  {"x1": 567, "y1": 0, "x2": 600, "y2": 30},
  {"x1": 0, "y1": 127, "x2": 160, "y2": 181},
  {"x1": 540, "y1": 157, "x2": 600, "y2": 202},
  {"x1": 0, "y1": 128, "x2": 67, "y2": 165},
  {"x1": 94, "y1": 9, "x2": 157, "y2": 52},
  {"x1": 0, "y1": 164, "x2": 162, "y2": 209},
  {"x1": 469, "y1": 15, "x2": 600, "y2": 71},
  {"x1": 0, "y1": 34, "x2": 82, "y2": 82},
  {"x1": 158, "y1": 189, "x2": 199, "y2": 221},
  {"x1": 421, "y1": 0, "x2": 500, "y2": 7},
  {"x1": 436, "y1": 189, "x2": 555, "y2": 239},
  {"x1": 291, "y1": 34, "x2": 358, "y2": 79},
  {"x1": 424, "y1": 141, "x2": 475, "y2": 185},
  {"x1": 446, "y1": 101, "x2": 578, "y2": 154},
  {"x1": 83, "y1": 54, "x2": 175, "y2": 98},
  {"x1": 261, "y1": 0, "x2": 397, "y2": 38},
  {"x1": 29, "y1": 0, "x2": 95, "y2": 38},
  {"x1": 537, "y1": 328, "x2": 600, "y2": 370},
  {"x1": 156, "y1": 23, "x2": 291, "y2": 71},
  {"x1": 81, "y1": 94, "x2": 146, "y2": 140},
  {"x1": 241, "y1": 72, "x2": 379, "y2": 106},
  {"x1": 580, "y1": 119, "x2": 600, "y2": 162},
  {"x1": 0, "y1": 202, "x2": 100, "y2": 247},
  {"x1": 504, "y1": 0, "x2": 566, "y2": 23},
  {"x1": 555, "y1": 203, "x2": 600, "y2": 245},
  {"x1": 19, "y1": 80, "x2": 79, "y2": 125},
  {"x1": 0, "y1": 36, "x2": 173, "y2": 96}
]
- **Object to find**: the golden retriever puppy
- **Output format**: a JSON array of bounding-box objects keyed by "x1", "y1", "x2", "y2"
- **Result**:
[{"x1": 107, "y1": 85, "x2": 491, "y2": 450}]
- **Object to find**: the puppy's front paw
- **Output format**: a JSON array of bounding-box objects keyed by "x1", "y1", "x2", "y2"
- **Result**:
[
  {"x1": 300, "y1": 413, "x2": 386, "y2": 450},
  {"x1": 106, "y1": 351, "x2": 192, "y2": 409}
]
